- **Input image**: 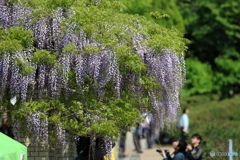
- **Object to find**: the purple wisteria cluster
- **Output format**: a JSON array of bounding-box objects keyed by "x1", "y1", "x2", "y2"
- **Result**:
[
  {"x1": 0, "y1": 0, "x2": 185, "y2": 149},
  {"x1": 13, "y1": 119, "x2": 20, "y2": 141},
  {"x1": 26, "y1": 111, "x2": 48, "y2": 143},
  {"x1": 55, "y1": 125, "x2": 66, "y2": 146},
  {"x1": 145, "y1": 50, "x2": 185, "y2": 130},
  {"x1": 103, "y1": 136, "x2": 113, "y2": 158}
]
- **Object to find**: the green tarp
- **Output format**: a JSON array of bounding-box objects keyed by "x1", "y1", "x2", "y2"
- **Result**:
[{"x1": 0, "y1": 133, "x2": 27, "y2": 160}]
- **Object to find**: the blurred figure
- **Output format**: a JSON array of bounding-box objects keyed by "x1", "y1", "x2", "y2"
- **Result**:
[
  {"x1": 76, "y1": 137, "x2": 116, "y2": 160},
  {"x1": 119, "y1": 131, "x2": 127, "y2": 154},
  {"x1": 142, "y1": 113, "x2": 153, "y2": 149},
  {"x1": 75, "y1": 136, "x2": 90, "y2": 160},
  {"x1": 186, "y1": 134, "x2": 204, "y2": 160},
  {"x1": 93, "y1": 138, "x2": 116, "y2": 160},
  {"x1": 133, "y1": 123, "x2": 143, "y2": 153},
  {"x1": 95, "y1": 138, "x2": 107, "y2": 160},
  {"x1": 0, "y1": 118, "x2": 9, "y2": 135},
  {"x1": 177, "y1": 108, "x2": 189, "y2": 141},
  {"x1": 158, "y1": 140, "x2": 187, "y2": 160},
  {"x1": 104, "y1": 147, "x2": 116, "y2": 160},
  {"x1": 0, "y1": 118, "x2": 14, "y2": 139}
]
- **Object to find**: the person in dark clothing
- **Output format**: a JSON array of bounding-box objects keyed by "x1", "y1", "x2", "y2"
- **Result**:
[
  {"x1": 186, "y1": 134, "x2": 204, "y2": 160},
  {"x1": 76, "y1": 137, "x2": 105, "y2": 160},
  {"x1": 133, "y1": 123, "x2": 143, "y2": 153},
  {"x1": 76, "y1": 137, "x2": 115, "y2": 160},
  {"x1": 76, "y1": 137, "x2": 90, "y2": 160},
  {"x1": 158, "y1": 140, "x2": 187, "y2": 160},
  {"x1": 0, "y1": 118, "x2": 14, "y2": 139},
  {"x1": 95, "y1": 138, "x2": 107, "y2": 160},
  {"x1": 119, "y1": 132, "x2": 127, "y2": 154},
  {"x1": 0, "y1": 118, "x2": 9, "y2": 135}
]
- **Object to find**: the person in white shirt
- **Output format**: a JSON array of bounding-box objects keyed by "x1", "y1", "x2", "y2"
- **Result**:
[{"x1": 177, "y1": 108, "x2": 189, "y2": 141}]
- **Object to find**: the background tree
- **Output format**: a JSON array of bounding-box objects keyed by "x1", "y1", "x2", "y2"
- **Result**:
[
  {"x1": 0, "y1": 0, "x2": 186, "y2": 156},
  {"x1": 115, "y1": 0, "x2": 185, "y2": 33},
  {"x1": 177, "y1": 0, "x2": 240, "y2": 98},
  {"x1": 182, "y1": 58, "x2": 213, "y2": 96}
]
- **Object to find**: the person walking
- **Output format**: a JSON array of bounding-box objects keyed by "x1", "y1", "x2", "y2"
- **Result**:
[
  {"x1": 177, "y1": 108, "x2": 189, "y2": 141},
  {"x1": 186, "y1": 134, "x2": 204, "y2": 160},
  {"x1": 133, "y1": 123, "x2": 143, "y2": 153}
]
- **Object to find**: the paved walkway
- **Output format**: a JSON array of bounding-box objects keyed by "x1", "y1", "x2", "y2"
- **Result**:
[{"x1": 118, "y1": 132, "x2": 174, "y2": 160}]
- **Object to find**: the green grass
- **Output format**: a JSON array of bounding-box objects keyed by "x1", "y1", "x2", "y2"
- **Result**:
[{"x1": 179, "y1": 94, "x2": 240, "y2": 159}]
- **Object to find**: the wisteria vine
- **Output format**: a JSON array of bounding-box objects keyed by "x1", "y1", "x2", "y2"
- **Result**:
[{"x1": 0, "y1": 0, "x2": 186, "y2": 157}]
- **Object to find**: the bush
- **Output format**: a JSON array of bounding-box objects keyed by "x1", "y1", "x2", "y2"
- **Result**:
[{"x1": 180, "y1": 94, "x2": 240, "y2": 159}]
